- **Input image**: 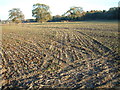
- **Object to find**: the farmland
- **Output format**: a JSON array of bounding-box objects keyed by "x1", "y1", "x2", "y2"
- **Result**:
[{"x1": 1, "y1": 21, "x2": 120, "y2": 89}]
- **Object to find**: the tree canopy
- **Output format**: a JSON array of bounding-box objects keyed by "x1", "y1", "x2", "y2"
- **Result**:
[
  {"x1": 51, "y1": 7, "x2": 119, "y2": 22},
  {"x1": 62, "y1": 7, "x2": 84, "y2": 20},
  {"x1": 32, "y1": 3, "x2": 52, "y2": 22},
  {"x1": 7, "y1": 6, "x2": 119, "y2": 23},
  {"x1": 8, "y1": 8, "x2": 24, "y2": 23}
]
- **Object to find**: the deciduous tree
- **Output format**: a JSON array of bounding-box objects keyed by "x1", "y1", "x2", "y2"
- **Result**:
[
  {"x1": 8, "y1": 8, "x2": 24, "y2": 23},
  {"x1": 63, "y1": 7, "x2": 83, "y2": 20},
  {"x1": 32, "y1": 3, "x2": 52, "y2": 22}
]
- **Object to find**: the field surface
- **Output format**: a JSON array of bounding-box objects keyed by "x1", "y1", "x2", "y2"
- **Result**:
[{"x1": 1, "y1": 21, "x2": 120, "y2": 89}]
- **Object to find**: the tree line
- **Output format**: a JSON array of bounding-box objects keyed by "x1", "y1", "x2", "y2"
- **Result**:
[
  {"x1": 51, "y1": 7, "x2": 120, "y2": 22},
  {"x1": 7, "y1": 3, "x2": 120, "y2": 23}
]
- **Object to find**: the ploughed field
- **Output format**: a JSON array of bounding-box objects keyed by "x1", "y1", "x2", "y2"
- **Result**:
[{"x1": 1, "y1": 22, "x2": 120, "y2": 89}]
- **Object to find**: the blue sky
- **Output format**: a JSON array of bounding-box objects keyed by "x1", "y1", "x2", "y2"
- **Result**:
[{"x1": 0, "y1": 0, "x2": 119, "y2": 20}]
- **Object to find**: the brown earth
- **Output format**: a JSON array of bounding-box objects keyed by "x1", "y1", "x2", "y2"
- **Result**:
[{"x1": 1, "y1": 22, "x2": 120, "y2": 89}]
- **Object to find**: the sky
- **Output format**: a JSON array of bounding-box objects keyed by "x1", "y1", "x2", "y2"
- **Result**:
[{"x1": 0, "y1": 0, "x2": 119, "y2": 20}]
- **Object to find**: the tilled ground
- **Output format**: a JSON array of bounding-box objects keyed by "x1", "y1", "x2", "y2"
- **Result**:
[{"x1": 1, "y1": 23, "x2": 120, "y2": 89}]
